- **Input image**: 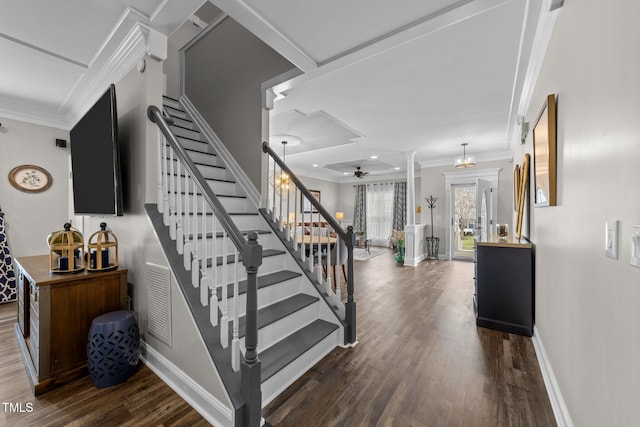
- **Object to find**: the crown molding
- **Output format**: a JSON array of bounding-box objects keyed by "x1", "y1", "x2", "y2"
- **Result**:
[{"x1": 508, "y1": 0, "x2": 563, "y2": 149}]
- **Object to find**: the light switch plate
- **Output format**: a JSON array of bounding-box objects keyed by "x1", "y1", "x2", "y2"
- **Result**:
[
  {"x1": 605, "y1": 220, "x2": 618, "y2": 259},
  {"x1": 631, "y1": 225, "x2": 640, "y2": 268}
]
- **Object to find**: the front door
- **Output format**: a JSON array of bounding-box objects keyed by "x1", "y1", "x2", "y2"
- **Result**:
[{"x1": 452, "y1": 184, "x2": 476, "y2": 260}]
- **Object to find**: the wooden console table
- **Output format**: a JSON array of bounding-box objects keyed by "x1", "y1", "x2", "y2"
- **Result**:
[{"x1": 14, "y1": 255, "x2": 128, "y2": 395}]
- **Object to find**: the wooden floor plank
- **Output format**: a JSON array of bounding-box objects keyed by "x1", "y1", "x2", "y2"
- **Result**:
[
  {"x1": 1, "y1": 249, "x2": 556, "y2": 426},
  {"x1": 263, "y1": 251, "x2": 556, "y2": 426}
]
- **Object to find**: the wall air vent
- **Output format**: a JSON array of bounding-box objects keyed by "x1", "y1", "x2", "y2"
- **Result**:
[{"x1": 146, "y1": 262, "x2": 172, "y2": 347}]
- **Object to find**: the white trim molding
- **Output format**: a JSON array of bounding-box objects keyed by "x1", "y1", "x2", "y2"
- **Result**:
[
  {"x1": 532, "y1": 326, "x2": 574, "y2": 427},
  {"x1": 404, "y1": 223, "x2": 427, "y2": 266},
  {"x1": 141, "y1": 341, "x2": 234, "y2": 427}
]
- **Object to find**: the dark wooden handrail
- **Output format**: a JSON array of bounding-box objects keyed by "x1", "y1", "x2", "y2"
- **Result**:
[
  {"x1": 263, "y1": 140, "x2": 357, "y2": 345},
  {"x1": 262, "y1": 141, "x2": 353, "y2": 248},
  {"x1": 148, "y1": 105, "x2": 247, "y2": 250}
]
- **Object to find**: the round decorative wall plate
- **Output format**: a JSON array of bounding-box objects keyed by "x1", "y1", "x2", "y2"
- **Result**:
[{"x1": 8, "y1": 165, "x2": 53, "y2": 193}]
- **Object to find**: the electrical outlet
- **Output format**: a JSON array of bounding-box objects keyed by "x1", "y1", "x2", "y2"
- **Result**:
[
  {"x1": 605, "y1": 220, "x2": 618, "y2": 259},
  {"x1": 631, "y1": 225, "x2": 640, "y2": 268}
]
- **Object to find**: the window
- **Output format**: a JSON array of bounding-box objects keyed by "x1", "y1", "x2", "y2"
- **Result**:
[{"x1": 366, "y1": 183, "x2": 394, "y2": 246}]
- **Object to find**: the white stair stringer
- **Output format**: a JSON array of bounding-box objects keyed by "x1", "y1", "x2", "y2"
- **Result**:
[{"x1": 157, "y1": 96, "x2": 345, "y2": 418}]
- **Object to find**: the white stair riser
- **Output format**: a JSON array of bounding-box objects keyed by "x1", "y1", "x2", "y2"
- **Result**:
[
  {"x1": 261, "y1": 329, "x2": 340, "y2": 407},
  {"x1": 204, "y1": 253, "x2": 285, "y2": 283},
  {"x1": 240, "y1": 303, "x2": 320, "y2": 353},
  {"x1": 162, "y1": 98, "x2": 182, "y2": 110},
  {"x1": 171, "y1": 137, "x2": 209, "y2": 152},
  {"x1": 166, "y1": 161, "x2": 231, "y2": 181},
  {"x1": 170, "y1": 176, "x2": 244, "y2": 197},
  {"x1": 171, "y1": 126, "x2": 203, "y2": 140},
  {"x1": 226, "y1": 276, "x2": 301, "y2": 319},
  {"x1": 165, "y1": 108, "x2": 187, "y2": 120},
  {"x1": 169, "y1": 116, "x2": 193, "y2": 129},
  {"x1": 178, "y1": 213, "x2": 262, "y2": 230},
  {"x1": 186, "y1": 150, "x2": 222, "y2": 167},
  {"x1": 169, "y1": 194, "x2": 251, "y2": 213}
]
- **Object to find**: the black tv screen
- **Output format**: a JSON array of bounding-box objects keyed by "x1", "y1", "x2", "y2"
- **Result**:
[{"x1": 70, "y1": 84, "x2": 123, "y2": 216}]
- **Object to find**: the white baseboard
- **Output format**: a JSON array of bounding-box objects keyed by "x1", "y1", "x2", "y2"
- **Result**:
[
  {"x1": 532, "y1": 326, "x2": 574, "y2": 427},
  {"x1": 141, "y1": 341, "x2": 234, "y2": 427},
  {"x1": 404, "y1": 253, "x2": 426, "y2": 266}
]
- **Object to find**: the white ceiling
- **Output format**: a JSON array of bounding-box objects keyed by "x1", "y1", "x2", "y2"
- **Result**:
[
  {"x1": 0, "y1": 0, "x2": 204, "y2": 128},
  {"x1": 1, "y1": 0, "x2": 558, "y2": 183},
  {"x1": 213, "y1": 0, "x2": 556, "y2": 182}
]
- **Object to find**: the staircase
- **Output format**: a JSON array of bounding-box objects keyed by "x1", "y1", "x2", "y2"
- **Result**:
[{"x1": 146, "y1": 96, "x2": 354, "y2": 426}]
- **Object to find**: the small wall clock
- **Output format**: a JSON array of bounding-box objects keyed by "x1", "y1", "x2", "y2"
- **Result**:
[{"x1": 8, "y1": 165, "x2": 53, "y2": 193}]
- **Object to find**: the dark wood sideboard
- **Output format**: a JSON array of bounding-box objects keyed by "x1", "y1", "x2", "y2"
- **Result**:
[
  {"x1": 474, "y1": 236, "x2": 534, "y2": 337},
  {"x1": 14, "y1": 255, "x2": 128, "y2": 395}
]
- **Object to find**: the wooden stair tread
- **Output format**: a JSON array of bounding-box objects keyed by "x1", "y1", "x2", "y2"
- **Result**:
[
  {"x1": 260, "y1": 319, "x2": 339, "y2": 383},
  {"x1": 237, "y1": 294, "x2": 318, "y2": 338}
]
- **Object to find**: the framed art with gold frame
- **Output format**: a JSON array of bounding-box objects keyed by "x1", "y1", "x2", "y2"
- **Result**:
[
  {"x1": 533, "y1": 94, "x2": 557, "y2": 207},
  {"x1": 8, "y1": 165, "x2": 53, "y2": 193}
]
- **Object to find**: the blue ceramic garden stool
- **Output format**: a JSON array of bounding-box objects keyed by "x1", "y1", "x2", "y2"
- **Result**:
[{"x1": 87, "y1": 310, "x2": 140, "y2": 388}]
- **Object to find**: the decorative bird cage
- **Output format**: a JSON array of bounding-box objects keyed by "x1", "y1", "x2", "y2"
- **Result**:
[
  {"x1": 87, "y1": 222, "x2": 118, "y2": 272},
  {"x1": 48, "y1": 223, "x2": 85, "y2": 273}
]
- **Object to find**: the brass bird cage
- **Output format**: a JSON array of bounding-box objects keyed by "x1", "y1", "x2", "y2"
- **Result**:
[
  {"x1": 48, "y1": 223, "x2": 85, "y2": 273},
  {"x1": 87, "y1": 222, "x2": 118, "y2": 272}
]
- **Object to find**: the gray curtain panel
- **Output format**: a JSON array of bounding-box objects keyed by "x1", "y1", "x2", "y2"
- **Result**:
[
  {"x1": 353, "y1": 184, "x2": 367, "y2": 234},
  {"x1": 392, "y1": 181, "x2": 407, "y2": 231}
]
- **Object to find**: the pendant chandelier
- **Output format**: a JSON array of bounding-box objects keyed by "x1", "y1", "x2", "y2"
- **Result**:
[
  {"x1": 454, "y1": 143, "x2": 476, "y2": 168},
  {"x1": 276, "y1": 140, "x2": 290, "y2": 193}
]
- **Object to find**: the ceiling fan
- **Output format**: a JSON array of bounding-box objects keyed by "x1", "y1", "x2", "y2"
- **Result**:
[{"x1": 354, "y1": 166, "x2": 369, "y2": 178}]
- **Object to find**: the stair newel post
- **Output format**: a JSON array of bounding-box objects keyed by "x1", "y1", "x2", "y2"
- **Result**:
[
  {"x1": 183, "y1": 171, "x2": 192, "y2": 271},
  {"x1": 176, "y1": 160, "x2": 184, "y2": 255},
  {"x1": 220, "y1": 229, "x2": 229, "y2": 348},
  {"x1": 345, "y1": 226, "x2": 357, "y2": 345},
  {"x1": 169, "y1": 147, "x2": 177, "y2": 240},
  {"x1": 241, "y1": 232, "x2": 263, "y2": 427}
]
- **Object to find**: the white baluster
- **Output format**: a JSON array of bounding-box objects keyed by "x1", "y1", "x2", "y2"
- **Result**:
[
  {"x1": 301, "y1": 204, "x2": 306, "y2": 263},
  {"x1": 317, "y1": 211, "x2": 323, "y2": 284},
  {"x1": 157, "y1": 128, "x2": 165, "y2": 215},
  {"x1": 231, "y1": 251, "x2": 240, "y2": 372},
  {"x1": 176, "y1": 160, "x2": 184, "y2": 255},
  {"x1": 209, "y1": 213, "x2": 218, "y2": 327},
  {"x1": 272, "y1": 159, "x2": 277, "y2": 223},
  {"x1": 325, "y1": 225, "x2": 332, "y2": 295},
  {"x1": 200, "y1": 197, "x2": 209, "y2": 306},
  {"x1": 220, "y1": 230, "x2": 229, "y2": 348},
  {"x1": 191, "y1": 180, "x2": 200, "y2": 287},
  {"x1": 183, "y1": 170, "x2": 192, "y2": 271},
  {"x1": 292, "y1": 188, "x2": 299, "y2": 251},
  {"x1": 169, "y1": 147, "x2": 176, "y2": 240},
  {"x1": 335, "y1": 233, "x2": 342, "y2": 297},
  {"x1": 162, "y1": 136, "x2": 170, "y2": 225}
]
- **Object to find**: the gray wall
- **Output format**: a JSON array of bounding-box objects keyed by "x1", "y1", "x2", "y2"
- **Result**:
[
  {"x1": 514, "y1": 1, "x2": 640, "y2": 425},
  {"x1": 184, "y1": 16, "x2": 296, "y2": 188},
  {"x1": 0, "y1": 118, "x2": 70, "y2": 257}
]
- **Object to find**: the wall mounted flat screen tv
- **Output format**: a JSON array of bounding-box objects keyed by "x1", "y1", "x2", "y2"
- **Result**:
[{"x1": 70, "y1": 84, "x2": 123, "y2": 216}]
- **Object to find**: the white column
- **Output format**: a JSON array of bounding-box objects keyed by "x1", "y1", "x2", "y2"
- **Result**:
[{"x1": 406, "y1": 152, "x2": 416, "y2": 225}]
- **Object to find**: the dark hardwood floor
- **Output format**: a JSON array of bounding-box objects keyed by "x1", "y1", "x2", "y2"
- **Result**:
[
  {"x1": 1, "y1": 249, "x2": 555, "y2": 426},
  {"x1": 263, "y1": 250, "x2": 556, "y2": 427}
]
